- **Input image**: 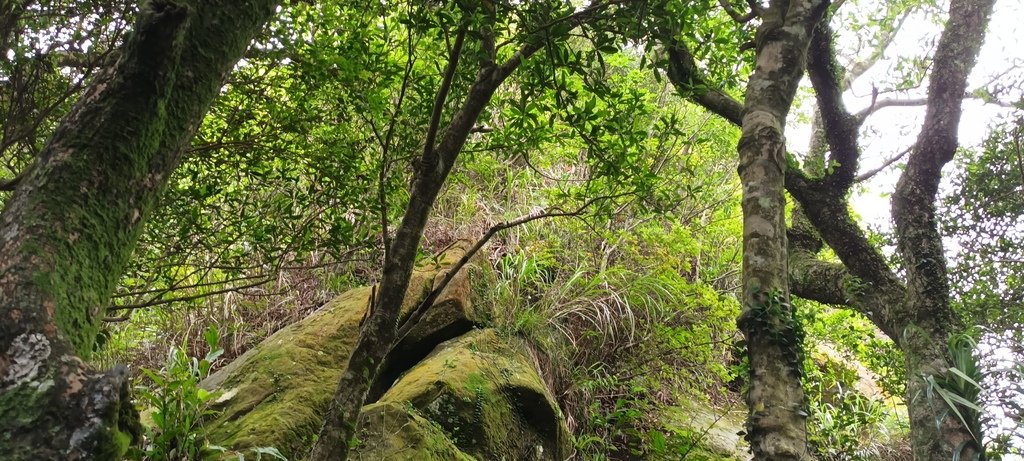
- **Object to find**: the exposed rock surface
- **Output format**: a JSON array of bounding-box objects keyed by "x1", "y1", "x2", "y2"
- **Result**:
[
  {"x1": 200, "y1": 244, "x2": 568, "y2": 460},
  {"x1": 659, "y1": 400, "x2": 751, "y2": 460},
  {"x1": 368, "y1": 328, "x2": 570, "y2": 460}
]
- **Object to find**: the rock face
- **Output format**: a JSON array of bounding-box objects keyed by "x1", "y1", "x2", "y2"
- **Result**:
[
  {"x1": 659, "y1": 401, "x2": 751, "y2": 460},
  {"x1": 200, "y1": 244, "x2": 569, "y2": 460},
  {"x1": 366, "y1": 329, "x2": 570, "y2": 460}
]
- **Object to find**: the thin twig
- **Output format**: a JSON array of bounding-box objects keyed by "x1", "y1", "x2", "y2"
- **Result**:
[
  {"x1": 855, "y1": 145, "x2": 912, "y2": 182},
  {"x1": 106, "y1": 276, "x2": 275, "y2": 312}
]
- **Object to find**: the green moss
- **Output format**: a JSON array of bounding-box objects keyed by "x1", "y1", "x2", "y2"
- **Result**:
[
  {"x1": 354, "y1": 402, "x2": 476, "y2": 460},
  {"x1": 378, "y1": 329, "x2": 570, "y2": 460},
  {"x1": 202, "y1": 270, "x2": 436, "y2": 458},
  {"x1": 0, "y1": 381, "x2": 56, "y2": 448},
  {"x1": 199, "y1": 257, "x2": 567, "y2": 460}
]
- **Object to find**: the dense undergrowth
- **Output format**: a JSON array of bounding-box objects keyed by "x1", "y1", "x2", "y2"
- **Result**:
[
  {"x1": 85, "y1": 8, "x2": 911, "y2": 456},
  {"x1": 95, "y1": 110, "x2": 913, "y2": 459}
]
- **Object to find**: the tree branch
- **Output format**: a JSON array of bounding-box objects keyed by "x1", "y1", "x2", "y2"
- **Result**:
[
  {"x1": 845, "y1": 7, "x2": 912, "y2": 85},
  {"x1": 664, "y1": 40, "x2": 744, "y2": 126},
  {"x1": 855, "y1": 145, "x2": 911, "y2": 182},
  {"x1": 807, "y1": 19, "x2": 860, "y2": 192},
  {"x1": 892, "y1": 0, "x2": 995, "y2": 331},
  {"x1": 0, "y1": 170, "x2": 24, "y2": 191},
  {"x1": 396, "y1": 193, "x2": 630, "y2": 340},
  {"x1": 853, "y1": 96, "x2": 928, "y2": 123},
  {"x1": 421, "y1": 24, "x2": 468, "y2": 164},
  {"x1": 496, "y1": 0, "x2": 625, "y2": 79},
  {"x1": 718, "y1": 0, "x2": 759, "y2": 23},
  {"x1": 788, "y1": 246, "x2": 901, "y2": 341},
  {"x1": 105, "y1": 276, "x2": 274, "y2": 313}
]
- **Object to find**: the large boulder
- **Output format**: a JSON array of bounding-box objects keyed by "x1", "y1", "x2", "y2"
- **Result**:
[
  {"x1": 365, "y1": 328, "x2": 571, "y2": 460},
  {"x1": 367, "y1": 242, "x2": 492, "y2": 401},
  {"x1": 201, "y1": 245, "x2": 472, "y2": 457},
  {"x1": 200, "y1": 243, "x2": 569, "y2": 460}
]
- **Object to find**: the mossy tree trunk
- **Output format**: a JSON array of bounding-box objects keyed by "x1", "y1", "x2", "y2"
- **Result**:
[
  {"x1": 0, "y1": 1, "x2": 277, "y2": 459},
  {"x1": 889, "y1": 1, "x2": 994, "y2": 457},
  {"x1": 665, "y1": 0, "x2": 995, "y2": 458},
  {"x1": 733, "y1": 1, "x2": 826, "y2": 459}
]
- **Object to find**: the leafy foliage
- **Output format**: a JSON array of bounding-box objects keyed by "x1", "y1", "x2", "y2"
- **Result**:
[
  {"x1": 798, "y1": 300, "x2": 910, "y2": 460},
  {"x1": 128, "y1": 326, "x2": 286, "y2": 461},
  {"x1": 5, "y1": 0, "x2": 1019, "y2": 459},
  {"x1": 942, "y1": 117, "x2": 1024, "y2": 328},
  {"x1": 129, "y1": 326, "x2": 224, "y2": 460}
]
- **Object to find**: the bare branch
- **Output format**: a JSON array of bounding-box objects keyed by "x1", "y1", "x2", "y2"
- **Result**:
[
  {"x1": 378, "y1": 27, "x2": 418, "y2": 255},
  {"x1": 891, "y1": 0, "x2": 995, "y2": 348},
  {"x1": 105, "y1": 276, "x2": 275, "y2": 313},
  {"x1": 855, "y1": 145, "x2": 911, "y2": 182},
  {"x1": 853, "y1": 97, "x2": 928, "y2": 124}
]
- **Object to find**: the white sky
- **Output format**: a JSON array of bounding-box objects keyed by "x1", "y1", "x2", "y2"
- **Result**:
[{"x1": 789, "y1": 0, "x2": 1023, "y2": 229}]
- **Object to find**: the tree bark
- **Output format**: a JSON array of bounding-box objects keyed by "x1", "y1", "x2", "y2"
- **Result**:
[
  {"x1": 666, "y1": 0, "x2": 997, "y2": 458},
  {"x1": 891, "y1": 0, "x2": 994, "y2": 458},
  {"x1": 0, "y1": 1, "x2": 277, "y2": 459},
  {"x1": 734, "y1": 1, "x2": 826, "y2": 459}
]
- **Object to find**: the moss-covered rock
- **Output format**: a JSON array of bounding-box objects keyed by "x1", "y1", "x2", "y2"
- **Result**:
[
  {"x1": 199, "y1": 243, "x2": 570, "y2": 460},
  {"x1": 351, "y1": 402, "x2": 475, "y2": 461},
  {"x1": 199, "y1": 242, "x2": 536, "y2": 459},
  {"x1": 658, "y1": 400, "x2": 751, "y2": 460},
  {"x1": 375, "y1": 328, "x2": 571, "y2": 460},
  {"x1": 371, "y1": 241, "x2": 493, "y2": 400},
  {"x1": 200, "y1": 268, "x2": 436, "y2": 457}
]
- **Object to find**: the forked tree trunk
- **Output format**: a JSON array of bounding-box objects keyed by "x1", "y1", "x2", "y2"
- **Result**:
[
  {"x1": 734, "y1": 1, "x2": 826, "y2": 459},
  {"x1": 309, "y1": 24, "x2": 531, "y2": 461},
  {"x1": 0, "y1": 1, "x2": 277, "y2": 459},
  {"x1": 309, "y1": 3, "x2": 624, "y2": 459},
  {"x1": 670, "y1": 0, "x2": 996, "y2": 456}
]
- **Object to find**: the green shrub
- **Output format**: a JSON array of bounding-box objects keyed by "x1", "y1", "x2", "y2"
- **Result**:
[{"x1": 128, "y1": 326, "x2": 286, "y2": 461}]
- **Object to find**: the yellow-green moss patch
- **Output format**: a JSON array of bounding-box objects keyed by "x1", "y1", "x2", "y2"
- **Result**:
[
  {"x1": 351, "y1": 402, "x2": 475, "y2": 461},
  {"x1": 201, "y1": 269, "x2": 435, "y2": 458},
  {"x1": 379, "y1": 329, "x2": 570, "y2": 460}
]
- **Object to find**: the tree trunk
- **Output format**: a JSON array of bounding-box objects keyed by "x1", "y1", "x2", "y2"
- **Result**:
[
  {"x1": 892, "y1": 1, "x2": 994, "y2": 457},
  {"x1": 668, "y1": 0, "x2": 997, "y2": 458},
  {"x1": 308, "y1": 37, "x2": 516, "y2": 461},
  {"x1": 0, "y1": 1, "x2": 277, "y2": 459},
  {"x1": 735, "y1": 1, "x2": 826, "y2": 459}
]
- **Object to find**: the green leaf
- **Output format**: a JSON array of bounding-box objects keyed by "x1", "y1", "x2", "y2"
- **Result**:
[{"x1": 252, "y1": 446, "x2": 288, "y2": 460}]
